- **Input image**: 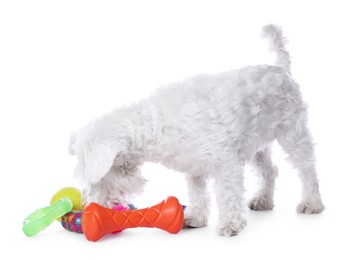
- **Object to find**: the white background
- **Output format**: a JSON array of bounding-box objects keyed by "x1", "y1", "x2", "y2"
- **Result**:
[{"x1": 1, "y1": 0, "x2": 350, "y2": 259}]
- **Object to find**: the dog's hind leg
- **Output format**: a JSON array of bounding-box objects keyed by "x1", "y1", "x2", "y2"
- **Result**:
[
  {"x1": 248, "y1": 146, "x2": 278, "y2": 211},
  {"x1": 277, "y1": 117, "x2": 325, "y2": 214},
  {"x1": 184, "y1": 175, "x2": 210, "y2": 228}
]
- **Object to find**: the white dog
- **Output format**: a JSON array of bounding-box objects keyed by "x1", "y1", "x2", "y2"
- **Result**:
[{"x1": 69, "y1": 24, "x2": 325, "y2": 236}]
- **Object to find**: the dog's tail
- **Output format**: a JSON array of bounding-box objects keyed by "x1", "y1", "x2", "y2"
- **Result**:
[{"x1": 261, "y1": 24, "x2": 291, "y2": 72}]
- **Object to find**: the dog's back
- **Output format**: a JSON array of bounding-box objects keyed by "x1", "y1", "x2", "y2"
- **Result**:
[{"x1": 148, "y1": 25, "x2": 299, "y2": 164}]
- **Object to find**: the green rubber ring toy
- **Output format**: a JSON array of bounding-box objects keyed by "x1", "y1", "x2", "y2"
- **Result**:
[{"x1": 23, "y1": 197, "x2": 73, "y2": 237}]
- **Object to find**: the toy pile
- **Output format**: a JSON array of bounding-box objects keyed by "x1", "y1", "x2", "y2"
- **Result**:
[{"x1": 22, "y1": 187, "x2": 184, "y2": 241}]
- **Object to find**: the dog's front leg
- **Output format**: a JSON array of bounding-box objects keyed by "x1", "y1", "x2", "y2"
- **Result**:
[
  {"x1": 184, "y1": 175, "x2": 210, "y2": 228},
  {"x1": 214, "y1": 164, "x2": 247, "y2": 236}
]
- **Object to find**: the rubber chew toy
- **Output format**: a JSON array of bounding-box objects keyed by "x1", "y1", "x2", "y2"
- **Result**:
[
  {"x1": 23, "y1": 197, "x2": 73, "y2": 237},
  {"x1": 82, "y1": 196, "x2": 184, "y2": 241}
]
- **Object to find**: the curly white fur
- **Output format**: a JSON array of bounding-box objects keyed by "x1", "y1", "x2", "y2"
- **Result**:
[{"x1": 69, "y1": 24, "x2": 325, "y2": 236}]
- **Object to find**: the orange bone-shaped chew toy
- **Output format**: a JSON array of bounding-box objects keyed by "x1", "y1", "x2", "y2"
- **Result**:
[{"x1": 82, "y1": 196, "x2": 184, "y2": 241}]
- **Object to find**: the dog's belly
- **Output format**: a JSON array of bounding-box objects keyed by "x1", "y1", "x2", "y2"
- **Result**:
[
  {"x1": 159, "y1": 152, "x2": 217, "y2": 177},
  {"x1": 154, "y1": 125, "x2": 276, "y2": 177}
]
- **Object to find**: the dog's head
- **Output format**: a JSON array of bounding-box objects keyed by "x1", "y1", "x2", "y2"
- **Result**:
[
  {"x1": 69, "y1": 130, "x2": 120, "y2": 184},
  {"x1": 69, "y1": 123, "x2": 146, "y2": 207}
]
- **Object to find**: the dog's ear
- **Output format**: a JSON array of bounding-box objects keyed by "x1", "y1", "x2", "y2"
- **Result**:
[
  {"x1": 83, "y1": 140, "x2": 116, "y2": 183},
  {"x1": 68, "y1": 131, "x2": 77, "y2": 155}
]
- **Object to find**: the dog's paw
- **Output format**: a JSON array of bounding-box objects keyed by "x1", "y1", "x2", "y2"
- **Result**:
[
  {"x1": 296, "y1": 199, "x2": 325, "y2": 214},
  {"x1": 184, "y1": 207, "x2": 208, "y2": 228},
  {"x1": 216, "y1": 218, "x2": 247, "y2": 237},
  {"x1": 249, "y1": 195, "x2": 274, "y2": 211}
]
